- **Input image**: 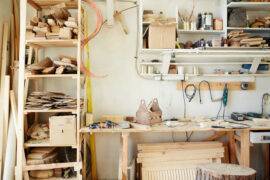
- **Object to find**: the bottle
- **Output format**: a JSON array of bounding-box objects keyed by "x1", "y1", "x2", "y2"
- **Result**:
[
  {"x1": 197, "y1": 13, "x2": 202, "y2": 30},
  {"x1": 202, "y1": 13, "x2": 207, "y2": 30},
  {"x1": 205, "y1": 12, "x2": 213, "y2": 30}
]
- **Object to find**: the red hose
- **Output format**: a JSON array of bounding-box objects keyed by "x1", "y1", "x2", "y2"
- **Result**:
[{"x1": 81, "y1": 0, "x2": 106, "y2": 78}]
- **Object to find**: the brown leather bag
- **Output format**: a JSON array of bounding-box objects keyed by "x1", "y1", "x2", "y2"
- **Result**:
[{"x1": 135, "y1": 99, "x2": 162, "y2": 125}]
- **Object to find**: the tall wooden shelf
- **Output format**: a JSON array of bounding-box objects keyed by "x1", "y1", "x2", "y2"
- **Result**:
[{"x1": 18, "y1": 0, "x2": 82, "y2": 179}]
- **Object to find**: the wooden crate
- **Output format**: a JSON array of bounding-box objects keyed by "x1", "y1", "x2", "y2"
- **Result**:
[
  {"x1": 148, "y1": 24, "x2": 176, "y2": 49},
  {"x1": 49, "y1": 115, "x2": 76, "y2": 146}
]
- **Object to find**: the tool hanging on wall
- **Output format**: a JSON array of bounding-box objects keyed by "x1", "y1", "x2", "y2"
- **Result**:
[
  {"x1": 216, "y1": 84, "x2": 229, "y2": 119},
  {"x1": 262, "y1": 93, "x2": 270, "y2": 118},
  {"x1": 184, "y1": 84, "x2": 197, "y2": 102},
  {"x1": 198, "y1": 80, "x2": 222, "y2": 104}
]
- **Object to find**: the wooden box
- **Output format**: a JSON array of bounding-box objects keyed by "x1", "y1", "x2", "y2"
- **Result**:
[
  {"x1": 49, "y1": 115, "x2": 76, "y2": 146},
  {"x1": 148, "y1": 24, "x2": 176, "y2": 49}
]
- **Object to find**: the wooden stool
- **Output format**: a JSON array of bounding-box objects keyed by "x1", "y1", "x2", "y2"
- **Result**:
[{"x1": 196, "y1": 163, "x2": 256, "y2": 180}]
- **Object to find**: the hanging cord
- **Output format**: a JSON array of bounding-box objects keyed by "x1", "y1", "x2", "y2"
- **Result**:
[
  {"x1": 262, "y1": 93, "x2": 270, "y2": 117},
  {"x1": 81, "y1": 0, "x2": 103, "y2": 46},
  {"x1": 185, "y1": 84, "x2": 197, "y2": 102},
  {"x1": 181, "y1": 80, "x2": 187, "y2": 118},
  {"x1": 185, "y1": 131, "x2": 193, "y2": 142}
]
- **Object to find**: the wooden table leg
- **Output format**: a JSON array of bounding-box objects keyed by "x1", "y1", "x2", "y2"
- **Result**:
[
  {"x1": 263, "y1": 144, "x2": 270, "y2": 180},
  {"x1": 240, "y1": 130, "x2": 250, "y2": 167},
  {"x1": 121, "y1": 132, "x2": 129, "y2": 180},
  {"x1": 227, "y1": 131, "x2": 237, "y2": 164}
]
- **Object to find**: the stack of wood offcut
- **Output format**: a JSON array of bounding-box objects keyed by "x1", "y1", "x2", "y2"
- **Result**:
[
  {"x1": 250, "y1": 17, "x2": 270, "y2": 28},
  {"x1": 27, "y1": 147, "x2": 57, "y2": 165},
  {"x1": 228, "y1": 30, "x2": 268, "y2": 48},
  {"x1": 27, "y1": 56, "x2": 77, "y2": 75},
  {"x1": 25, "y1": 91, "x2": 78, "y2": 110},
  {"x1": 26, "y1": 3, "x2": 78, "y2": 40},
  {"x1": 137, "y1": 142, "x2": 224, "y2": 180}
]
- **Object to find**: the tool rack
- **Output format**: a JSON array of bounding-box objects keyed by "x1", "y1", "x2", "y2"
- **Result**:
[{"x1": 18, "y1": 0, "x2": 82, "y2": 179}]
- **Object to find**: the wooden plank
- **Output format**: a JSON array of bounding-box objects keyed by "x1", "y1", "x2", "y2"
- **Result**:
[
  {"x1": 10, "y1": 91, "x2": 30, "y2": 180},
  {"x1": 138, "y1": 148, "x2": 224, "y2": 158},
  {"x1": 138, "y1": 142, "x2": 223, "y2": 151},
  {"x1": 122, "y1": 132, "x2": 129, "y2": 180},
  {"x1": 0, "y1": 22, "x2": 10, "y2": 179},
  {"x1": 2, "y1": 76, "x2": 10, "y2": 162},
  {"x1": 17, "y1": 0, "x2": 27, "y2": 179},
  {"x1": 177, "y1": 81, "x2": 256, "y2": 91},
  {"x1": 263, "y1": 144, "x2": 270, "y2": 180},
  {"x1": 240, "y1": 130, "x2": 250, "y2": 167},
  {"x1": 227, "y1": 131, "x2": 237, "y2": 164},
  {"x1": 137, "y1": 152, "x2": 224, "y2": 163},
  {"x1": 24, "y1": 162, "x2": 78, "y2": 171}
]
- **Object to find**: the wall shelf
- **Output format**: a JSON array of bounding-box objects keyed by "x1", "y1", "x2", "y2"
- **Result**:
[
  {"x1": 178, "y1": 29, "x2": 225, "y2": 34},
  {"x1": 25, "y1": 74, "x2": 78, "y2": 79},
  {"x1": 26, "y1": 39, "x2": 78, "y2": 47},
  {"x1": 227, "y1": 27, "x2": 270, "y2": 32},
  {"x1": 24, "y1": 139, "x2": 75, "y2": 148},
  {"x1": 24, "y1": 109, "x2": 77, "y2": 114},
  {"x1": 227, "y1": 2, "x2": 270, "y2": 10},
  {"x1": 28, "y1": 0, "x2": 78, "y2": 9},
  {"x1": 23, "y1": 162, "x2": 79, "y2": 171}
]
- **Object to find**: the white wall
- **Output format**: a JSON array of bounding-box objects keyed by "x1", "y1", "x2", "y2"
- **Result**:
[{"x1": 88, "y1": 1, "x2": 270, "y2": 179}]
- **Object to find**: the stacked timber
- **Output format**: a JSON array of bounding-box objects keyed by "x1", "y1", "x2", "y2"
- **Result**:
[
  {"x1": 137, "y1": 142, "x2": 224, "y2": 180},
  {"x1": 26, "y1": 147, "x2": 57, "y2": 165},
  {"x1": 27, "y1": 56, "x2": 77, "y2": 75},
  {"x1": 25, "y1": 91, "x2": 78, "y2": 110},
  {"x1": 228, "y1": 30, "x2": 268, "y2": 48},
  {"x1": 26, "y1": 3, "x2": 78, "y2": 40}
]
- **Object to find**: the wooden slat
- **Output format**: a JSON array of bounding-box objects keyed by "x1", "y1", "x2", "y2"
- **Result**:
[
  {"x1": 23, "y1": 162, "x2": 78, "y2": 171},
  {"x1": 26, "y1": 39, "x2": 78, "y2": 47},
  {"x1": 121, "y1": 132, "x2": 129, "y2": 180},
  {"x1": 240, "y1": 130, "x2": 250, "y2": 167},
  {"x1": 28, "y1": 0, "x2": 78, "y2": 9},
  {"x1": 227, "y1": 131, "x2": 237, "y2": 164},
  {"x1": 177, "y1": 81, "x2": 256, "y2": 91}
]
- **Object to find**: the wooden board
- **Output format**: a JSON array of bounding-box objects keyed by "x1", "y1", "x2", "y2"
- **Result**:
[
  {"x1": 28, "y1": 0, "x2": 78, "y2": 9},
  {"x1": 177, "y1": 81, "x2": 256, "y2": 91}
]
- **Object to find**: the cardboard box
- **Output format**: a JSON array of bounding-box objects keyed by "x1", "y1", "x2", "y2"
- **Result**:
[
  {"x1": 49, "y1": 115, "x2": 76, "y2": 146},
  {"x1": 148, "y1": 24, "x2": 176, "y2": 49}
]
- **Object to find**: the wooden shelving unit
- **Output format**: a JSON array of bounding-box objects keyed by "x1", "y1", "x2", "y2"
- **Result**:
[{"x1": 18, "y1": 0, "x2": 82, "y2": 179}]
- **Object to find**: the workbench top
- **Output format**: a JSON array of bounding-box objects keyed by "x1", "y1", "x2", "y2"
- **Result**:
[{"x1": 80, "y1": 120, "x2": 270, "y2": 133}]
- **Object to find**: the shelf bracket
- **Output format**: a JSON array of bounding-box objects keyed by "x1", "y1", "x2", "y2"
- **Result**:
[
  {"x1": 106, "y1": 0, "x2": 115, "y2": 26},
  {"x1": 161, "y1": 52, "x2": 172, "y2": 75}
]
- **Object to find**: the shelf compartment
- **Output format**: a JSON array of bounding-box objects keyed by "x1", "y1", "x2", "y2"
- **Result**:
[
  {"x1": 24, "y1": 162, "x2": 79, "y2": 171},
  {"x1": 24, "y1": 109, "x2": 77, "y2": 114},
  {"x1": 227, "y1": 27, "x2": 270, "y2": 32},
  {"x1": 227, "y1": 2, "x2": 270, "y2": 10},
  {"x1": 24, "y1": 139, "x2": 76, "y2": 148},
  {"x1": 178, "y1": 29, "x2": 225, "y2": 34},
  {"x1": 28, "y1": 0, "x2": 78, "y2": 9},
  {"x1": 25, "y1": 74, "x2": 78, "y2": 79},
  {"x1": 26, "y1": 39, "x2": 78, "y2": 47}
]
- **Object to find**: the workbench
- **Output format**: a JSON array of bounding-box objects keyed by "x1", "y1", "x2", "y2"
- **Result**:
[{"x1": 80, "y1": 120, "x2": 270, "y2": 180}]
